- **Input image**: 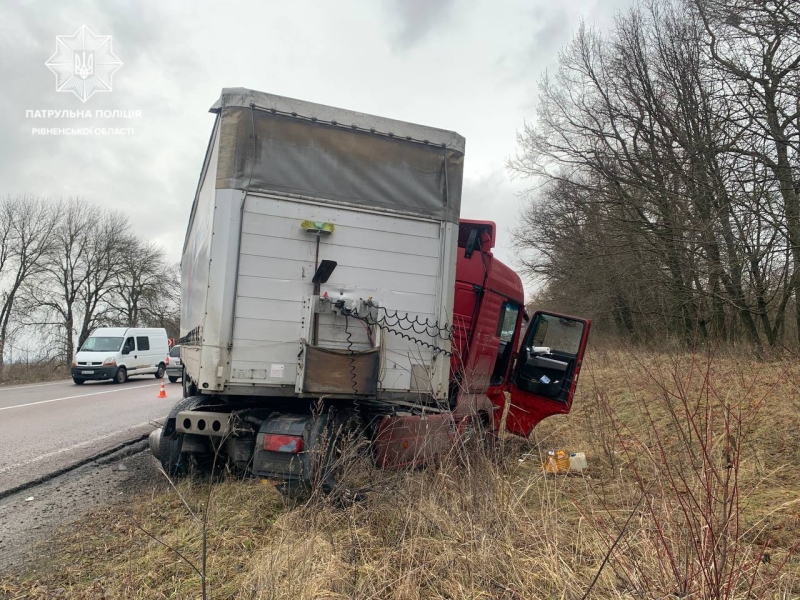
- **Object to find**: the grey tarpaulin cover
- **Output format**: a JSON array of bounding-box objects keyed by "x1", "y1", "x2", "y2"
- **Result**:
[{"x1": 210, "y1": 88, "x2": 465, "y2": 223}]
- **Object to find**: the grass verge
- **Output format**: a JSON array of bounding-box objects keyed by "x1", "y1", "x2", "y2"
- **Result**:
[
  {"x1": 1, "y1": 348, "x2": 798, "y2": 599},
  {"x1": 0, "y1": 362, "x2": 68, "y2": 386}
]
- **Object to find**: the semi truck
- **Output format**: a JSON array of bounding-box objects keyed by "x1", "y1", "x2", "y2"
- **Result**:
[{"x1": 149, "y1": 88, "x2": 590, "y2": 487}]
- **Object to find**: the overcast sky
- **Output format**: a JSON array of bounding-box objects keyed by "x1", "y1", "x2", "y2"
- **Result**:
[{"x1": 1, "y1": 0, "x2": 628, "y2": 281}]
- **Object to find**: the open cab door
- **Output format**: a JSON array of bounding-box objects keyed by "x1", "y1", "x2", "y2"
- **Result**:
[{"x1": 504, "y1": 311, "x2": 591, "y2": 437}]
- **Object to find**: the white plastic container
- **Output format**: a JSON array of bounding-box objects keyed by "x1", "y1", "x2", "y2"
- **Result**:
[{"x1": 569, "y1": 452, "x2": 588, "y2": 472}]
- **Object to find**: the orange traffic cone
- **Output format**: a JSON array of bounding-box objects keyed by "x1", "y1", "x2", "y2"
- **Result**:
[{"x1": 157, "y1": 380, "x2": 167, "y2": 398}]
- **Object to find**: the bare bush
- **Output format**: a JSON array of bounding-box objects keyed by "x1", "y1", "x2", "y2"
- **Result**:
[{"x1": 586, "y1": 351, "x2": 798, "y2": 598}]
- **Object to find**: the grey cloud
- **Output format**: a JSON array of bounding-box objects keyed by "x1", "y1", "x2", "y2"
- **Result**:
[
  {"x1": 0, "y1": 0, "x2": 205, "y2": 260},
  {"x1": 2, "y1": 0, "x2": 625, "y2": 271},
  {"x1": 527, "y1": 4, "x2": 570, "y2": 59},
  {"x1": 383, "y1": 0, "x2": 457, "y2": 49}
]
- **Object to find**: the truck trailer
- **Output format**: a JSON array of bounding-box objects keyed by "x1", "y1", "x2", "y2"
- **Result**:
[{"x1": 149, "y1": 88, "x2": 590, "y2": 487}]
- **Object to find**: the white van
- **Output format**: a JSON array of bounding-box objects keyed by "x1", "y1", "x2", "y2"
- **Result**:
[{"x1": 72, "y1": 327, "x2": 170, "y2": 384}]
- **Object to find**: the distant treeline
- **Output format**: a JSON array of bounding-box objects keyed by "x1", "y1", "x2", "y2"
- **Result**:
[
  {"x1": 512, "y1": 0, "x2": 800, "y2": 350},
  {"x1": 0, "y1": 195, "x2": 179, "y2": 372}
]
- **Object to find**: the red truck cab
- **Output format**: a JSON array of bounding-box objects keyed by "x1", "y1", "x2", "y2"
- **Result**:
[
  {"x1": 371, "y1": 219, "x2": 591, "y2": 468},
  {"x1": 451, "y1": 220, "x2": 591, "y2": 437}
]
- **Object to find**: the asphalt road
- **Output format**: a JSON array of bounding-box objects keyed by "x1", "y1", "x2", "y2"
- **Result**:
[{"x1": 0, "y1": 377, "x2": 180, "y2": 495}]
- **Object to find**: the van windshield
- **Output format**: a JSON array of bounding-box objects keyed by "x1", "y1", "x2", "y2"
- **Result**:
[{"x1": 80, "y1": 337, "x2": 123, "y2": 352}]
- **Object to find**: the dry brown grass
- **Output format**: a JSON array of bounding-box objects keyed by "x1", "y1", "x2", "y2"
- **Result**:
[
  {"x1": 2, "y1": 348, "x2": 799, "y2": 599},
  {"x1": 0, "y1": 361, "x2": 68, "y2": 386}
]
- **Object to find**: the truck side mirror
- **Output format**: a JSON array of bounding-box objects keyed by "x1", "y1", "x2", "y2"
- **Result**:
[{"x1": 122, "y1": 347, "x2": 130, "y2": 355}]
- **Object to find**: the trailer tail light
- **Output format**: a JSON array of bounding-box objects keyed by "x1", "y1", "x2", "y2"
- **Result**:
[{"x1": 263, "y1": 434, "x2": 305, "y2": 454}]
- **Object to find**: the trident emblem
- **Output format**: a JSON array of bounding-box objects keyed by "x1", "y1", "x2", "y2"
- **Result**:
[{"x1": 73, "y1": 51, "x2": 94, "y2": 79}]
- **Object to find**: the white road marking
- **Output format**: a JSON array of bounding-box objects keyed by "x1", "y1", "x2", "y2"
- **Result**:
[
  {"x1": 0, "y1": 380, "x2": 70, "y2": 393},
  {"x1": 0, "y1": 418, "x2": 166, "y2": 475},
  {"x1": 0, "y1": 383, "x2": 160, "y2": 412}
]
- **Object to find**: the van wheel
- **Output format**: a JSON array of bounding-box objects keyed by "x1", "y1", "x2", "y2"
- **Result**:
[
  {"x1": 155, "y1": 364, "x2": 165, "y2": 379},
  {"x1": 73, "y1": 377, "x2": 85, "y2": 385},
  {"x1": 168, "y1": 376, "x2": 179, "y2": 383},
  {"x1": 114, "y1": 367, "x2": 127, "y2": 384}
]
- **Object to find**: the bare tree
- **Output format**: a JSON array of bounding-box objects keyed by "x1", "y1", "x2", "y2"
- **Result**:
[
  {"x1": 109, "y1": 239, "x2": 169, "y2": 327},
  {"x1": 75, "y1": 211, "x2": 132, "y2": 349},
  {"x1": 141, "y1": 261, "x2": 181, "y2": 338},
  {"x1": 511, "y1": 0, "x2": 800, "y2": 348},
  {"x1": 26, "y1": 200, "x2": 91, "y2": 364},
  {"x1": 25, "y1": 201, "x2": 132, "y2": 365},
  {"x1": 0, "y1": 196, "x2": 56, "y2": 375},
  {"x1": 695, "y1": 0, "x2": 800, "y2": 341},
  {"x1": 5, "y1": 197, "x2": 181, "y2": 366}
]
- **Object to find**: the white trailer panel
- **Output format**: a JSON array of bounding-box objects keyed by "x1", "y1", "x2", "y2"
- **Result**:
[
  {"x1": 181, "y1": 89, "x2": 464, "y2": 403},
  {"x1": 225, "y1": 193, "x2": 455, "y2": 394}
]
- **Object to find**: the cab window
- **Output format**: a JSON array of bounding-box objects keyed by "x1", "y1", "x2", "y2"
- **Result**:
[
  {"x1": 529, "y1": 314, "x2": 584, "y2": 355},
  {"x1": 516, "y1": 313, "x2": 586, "y2": 403},
  {"x1": 497, "y1": 303, "x2": 520, "y2": 342},
  {"x1": 122, "y1": 337, "x2": 135, "y2": 353},
  {"x1": 136, "y1": 336, "x2": 150, "y2": 351},
  {"x1": 491, "y1": 301, "x2": 520, "y2": 384}
]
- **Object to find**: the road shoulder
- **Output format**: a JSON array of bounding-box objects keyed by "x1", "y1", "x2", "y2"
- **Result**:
[{"x1": 0, "y1": 445, "x2": 165, "y2": 575}]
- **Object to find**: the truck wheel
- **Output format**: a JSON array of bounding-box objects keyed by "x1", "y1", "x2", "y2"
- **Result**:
[
  {"x1": 312, "y1": 409, "x2": 364, "y2": 496},
  {"x1": 182, "y1": 368, "x2": 197, "y2": 398},
  {"x1": 155, "y1": 364, "x2": 165, "y2": 379},
  {"x1": 168, "y1": 376, "x2": 179, "y2": 383},
  {"x1": 114, "y1": 367, "x2": 127, "y2": 384},
  {"x1": 159, "y1": 395, "x2": 211, "y2": 477},
  {"x1": 73, "y1": 377, "x2": 85, "y2": 385},
  {"x1": 459, "y1": 412, "x2": 496, "y2": 460},
  {"x1": 270, "y1": 410, "x2": 361, "y2": 501}
]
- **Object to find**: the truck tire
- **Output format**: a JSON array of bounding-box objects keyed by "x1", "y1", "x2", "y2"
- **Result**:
[
  {"x1": 168, "y1": 376, "x2": 179, "y2": 383},
  {"x1": 155, "y1": 363, "x2": 165, "y2": 379},
  {"x1": 159, "y1": 395, "x2": 211, "y2": 477},
  {"x1": 182, "y1": 368, "x2": 197, "y2": 398},
  {"x1": 114, "y1": 367, "x2": 127, "y2": 384},
  {"x1": 73, "y1": 377, "x2": 85, "y2": 385},
  {"x1": 309, "y1": 408, "x2": 364, "y2": 497},
  {"x1": 269, "y1": 410, "x2": 360, "y2": 501},
  {"x1": 461, "y1": 411, "x2": 495, "y2": 455}
]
